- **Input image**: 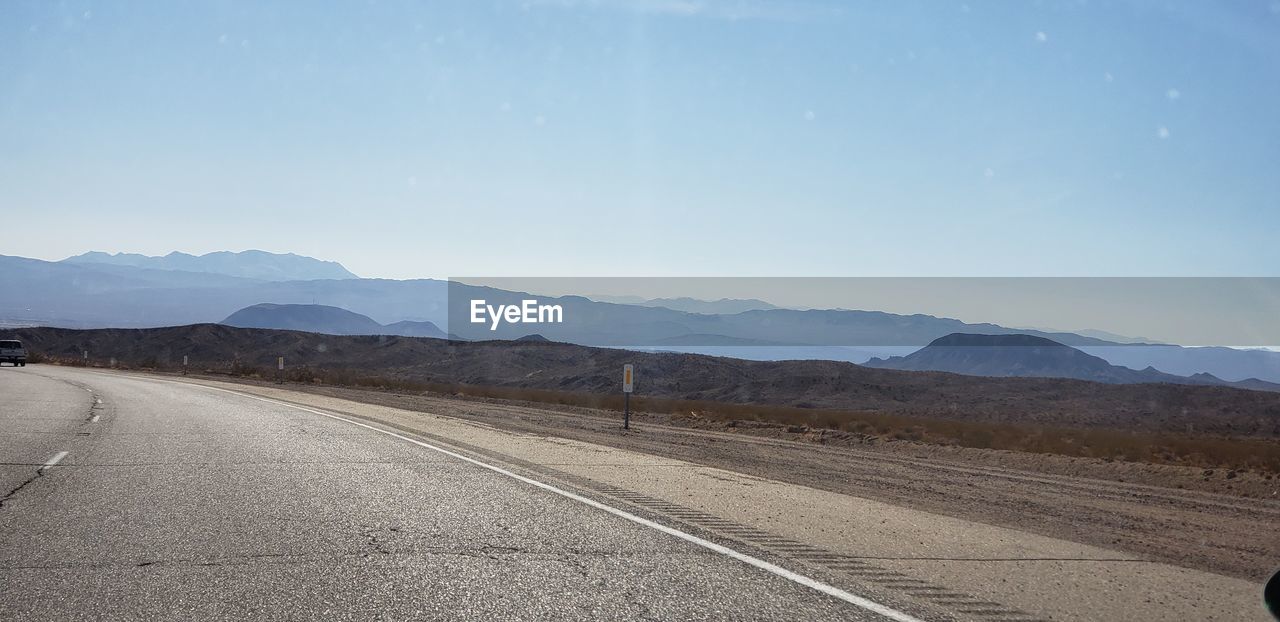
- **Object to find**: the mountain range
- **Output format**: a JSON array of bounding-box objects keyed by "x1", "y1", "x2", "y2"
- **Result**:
[
  {"x1": 4, "y1": 252, "x2": 1280, "y2": 384},
  {"x1": 63, "y1": 250, "x2": 358, "y2": 281},
  {"x1": 214, "y1": 305, "x2": 1276, "y2": 392}
]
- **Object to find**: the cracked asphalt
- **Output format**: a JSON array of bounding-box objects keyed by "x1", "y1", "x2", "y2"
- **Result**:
[{"x1": 0, "y1": 367, "x2": 898, "y2": 621}]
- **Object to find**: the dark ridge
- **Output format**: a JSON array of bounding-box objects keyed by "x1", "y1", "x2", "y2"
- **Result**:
[{"x1": 11, "y1": 324, "x2": 1280, "y2": 438}]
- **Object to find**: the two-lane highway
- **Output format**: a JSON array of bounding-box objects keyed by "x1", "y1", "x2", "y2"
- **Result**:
[{"x1": 0, "y1": 366, "x2": 916, "y2": 621}]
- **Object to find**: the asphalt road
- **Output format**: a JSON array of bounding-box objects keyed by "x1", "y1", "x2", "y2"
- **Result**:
[{"x1": 0, "y1": 366, "x2": 919, "y2": 621}]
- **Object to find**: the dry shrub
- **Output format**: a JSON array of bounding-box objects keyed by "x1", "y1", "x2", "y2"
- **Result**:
[{"x1": 268, "y1": 366, "x2": 1280, "y2": 473}]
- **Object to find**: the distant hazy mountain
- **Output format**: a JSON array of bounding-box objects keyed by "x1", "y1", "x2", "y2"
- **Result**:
[
  {"x1": 448, "y1": 282, "x2": 1121, "y2": 348},
  {"x1": 865, "y1": 333, "x2": 1280, "y2": 391},
  {"x1": 639, "y1": 297, "x2": 780, "y2": 314},
  {"x1": 865, "y1": 333, "x2": 1164, "y2": 382},
  {"x1": 1011, "y1": 326, "x2": 1158, "y2": 345},
  {"x1": 589, "y1": 295, "x2": 780, "y2": 314},
  {"x1": 2, "y1": 254, "x2": 447, "y2": 328},
  {"x1": 64, "y1": 250, "x2": 358, "y2": 281},
  {"x1": 382, "y1": 320, "x2": 451, "y2": 339},
  {"x1": 223, "y1": 304, "x2": 384, "y2": 335},
  {"x1": 1071, "y1": 329, "x2": 1161, "y2": 345},
  {"x1": 223, "y1": 304, "x2": 447, "y2": 339},
  {"x1": 1074, "y1": 345, "x2": 1280, "y2": 384}
]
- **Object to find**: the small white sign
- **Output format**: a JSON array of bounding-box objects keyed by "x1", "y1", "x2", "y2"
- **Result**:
[
  {"x1": 277, "y1": 356, "x2": 285, "y2": 371},
  {"x1": 183, "y1": 355, "x2": 189, "y2": 366},
  {"x1": 623, "y1": 364, "x2": 634, "y2": 393}
]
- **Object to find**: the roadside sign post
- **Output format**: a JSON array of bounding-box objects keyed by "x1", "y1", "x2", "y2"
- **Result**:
[
  {"x1": 83, "y1": 350, "x2": 88, "y2": 365},
  {"x1": 622, "y1": 364, "x2": 634, "y2": 430},
  {"x1": 277, "y1": 356, "x2": 284, "y2": 384},
  {"x1": 182, "y1": 355, "x2": 188, "y2": 375}
]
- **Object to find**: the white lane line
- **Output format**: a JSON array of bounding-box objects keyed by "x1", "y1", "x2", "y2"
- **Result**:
[
  {"x1": 164, "y1": 380, "x2": 927, "y2": 622},
  {"x1": 40, "y1": 451, "x2": 69, "y2": 472}
]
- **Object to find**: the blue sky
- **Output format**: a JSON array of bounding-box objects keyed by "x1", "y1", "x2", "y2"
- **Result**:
[{"x1": 2, "y1": 0, "x2": 1278, "y2": 279}]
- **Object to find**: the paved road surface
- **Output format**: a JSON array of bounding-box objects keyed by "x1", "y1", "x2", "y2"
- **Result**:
[
  {"x1": 0, "y1": 366, "x2": 917, "y2": 621},
  {"x1": 164, "y1": 371, "x2": 1268, "y2": 622}
]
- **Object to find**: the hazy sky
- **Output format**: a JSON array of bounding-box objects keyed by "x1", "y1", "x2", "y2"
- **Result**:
[{"x1": 3, "y1": 1, "x2": 1278, "y2": 279}]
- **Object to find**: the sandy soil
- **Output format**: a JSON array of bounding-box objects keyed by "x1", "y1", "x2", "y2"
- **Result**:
[{"x1": 185, "y1": 374, "x2": 1280, "y2": 582}]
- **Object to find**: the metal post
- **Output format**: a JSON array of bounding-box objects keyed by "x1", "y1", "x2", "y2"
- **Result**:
[
  {"x1": 182, "y1": 355, "x2": 188, "y2": 375},
  {"x1": 622, "y1": 363, "x2": 634, "y2": 430},
  {"x1": 277, "y1": 356, "x2": 284, "y2": 384}
]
